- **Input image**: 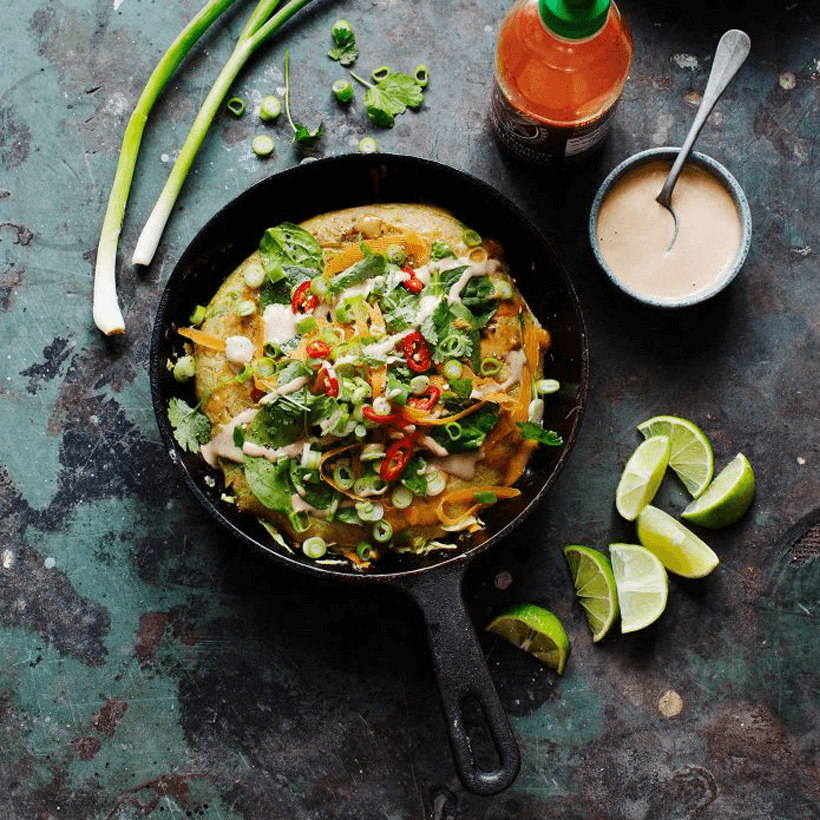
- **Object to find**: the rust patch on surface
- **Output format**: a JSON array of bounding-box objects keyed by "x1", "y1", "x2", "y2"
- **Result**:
[
  {"x1": 92, "y1": 698, "x2": 129, "y2": 737},
  {"x1": 75, "y1": 735, "x2": 102, "y2": 761},
  {"x1": 136, "y1": 612, "x2": 169, "y2": 664}
]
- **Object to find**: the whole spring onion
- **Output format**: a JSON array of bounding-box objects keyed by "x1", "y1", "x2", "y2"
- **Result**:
[
  {"x1": 131, "y1": 0, "x2": 318, "y2": 271},
  {"x1": 93, "y1": 0, "x2": 241, "y2": 335}
]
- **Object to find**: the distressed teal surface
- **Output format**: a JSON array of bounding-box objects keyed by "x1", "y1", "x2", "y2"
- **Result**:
[{"x1": 2, "y1": 0, "x2": 820, "y2": 817}]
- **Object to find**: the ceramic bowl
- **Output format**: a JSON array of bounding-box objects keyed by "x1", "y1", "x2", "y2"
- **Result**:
[{"x1": 588, "y1": 147, "x2": 752, "y2": 308}]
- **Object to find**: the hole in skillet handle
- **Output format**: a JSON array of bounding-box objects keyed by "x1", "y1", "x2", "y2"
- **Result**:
[{"x1": 149, "y1": 152, "x2": 589, "y2": 580}]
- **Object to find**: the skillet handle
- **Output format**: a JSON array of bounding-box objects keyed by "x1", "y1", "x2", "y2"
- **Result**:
[{"x1": 398, "y1": 563, "x2": 520, "y2": 794}]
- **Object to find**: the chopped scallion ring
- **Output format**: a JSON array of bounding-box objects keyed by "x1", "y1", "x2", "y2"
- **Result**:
[
  {"x1": 358, "y1": 136, "x2": 378, "y2": 154},
  {"x1": 536, "y1": 378, "x2": 561, "y2": 395},
  {"x1": 243, "y1": 263, "x2": 265, "y2": 288},
  {"x1": 258, "y1": 94, "x2": 281, "y2": 121},
  {"x1": 371, "y1": 65, "x2": 391, "y2": 82},
  {"x1": 391, "y1": 485, "x2": 413, "y2": 509},
  {"x1": 426, "y1": 470, "x2": 447, "y2": 496},
  {"x1": 303, "y1": 536, "x2": 327, "y2": 559},
  {"x1": 251, "y1": 134, "x2": 275, "y2": 157},
  {"x1": 442, "y1": 359, "x2": 463, "y2": 381},
  {"x1": 235, "y1": 299, "x2": 256, "y2": 317},
  {"x1": 444, "y1": 421, "x2": 463, "y2": 441},
  {"x1": 494, "y1": 280, "x2": 513, "y2": 299},
  {"x1": 332, "y1": 78, "x2": 354, "y2": 103},
  {"x1": 480, "y1": 357, "x2": 503, "y2": 377},
  {"x1": 372, "y1": 519, "x2": 393, "y2": 543},
  {"x1": 386, "y1": 244, "x2": 406, "y2": 265},
  {"x1": 414, "y1": 64, "x2": 430, "y2": 87},
  {"x1": 355, "y1": 500, "x2": 384, "y2": 522},
  {"x1": 410, "y1": 375, "x2": 430, "y2": 395},
  {"x1": 333, "y1": 463, "x2": 355, "y2": 490},
  {"x1": 226, "y1": 96, "x2": 246, "y2": 116},
  {"x1": 189, "y1": 305, "x2": 207, "y2": 326},
  {"x1": 331, "y1": 19, "x2": 354, "y2": 45},
  {"x1": 173, "y1": 355, "x2": 196, "y2": 382},
  {"x1": 356, "y1": 541, "x2": 374, "y2": 559},
  {"x1": 462, "y1": 228, "x2": 482, "y2": 247}
]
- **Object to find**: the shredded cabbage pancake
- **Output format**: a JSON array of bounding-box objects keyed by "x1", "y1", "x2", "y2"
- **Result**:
[{"x1": 168, "y1": 203, "x2": 563, "y2": 568}]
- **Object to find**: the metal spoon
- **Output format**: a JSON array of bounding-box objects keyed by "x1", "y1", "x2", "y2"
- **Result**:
[{"x1": 656, "y1": 29, "x2": 751, "y2": 248}]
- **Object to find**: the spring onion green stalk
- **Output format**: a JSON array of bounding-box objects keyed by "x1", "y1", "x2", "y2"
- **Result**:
[
  {"x1": 132, "y1": 0, "x2": 318, "y2": 269},
  {"x1": 93, "y1": 0, "x2": 240, "y2": 335}
]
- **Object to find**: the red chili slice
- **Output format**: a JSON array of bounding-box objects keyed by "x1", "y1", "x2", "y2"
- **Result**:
[
  {"x1": 407, "y1": 385, "x2": 441, "y2": 412},
  {"x1": 312, "y1": 366, "x2": 339, "y2": 398},
  {"x1": 362, "y1": 405, "x2": 402, "y2": 424},
  {"x1": 401, "y1": 266, "x2": 423, "y2": 295},
  {"x1": 291, "y1": 280, "x2": 319, "y2": 314},
  {"x1": 401, "y1": 331, "x2": 432, "y2": 373},
  {"x1": 380, "y1": 436, "x2": 414, "y2": 482},
  {"x1": 306, "y1": 339, "x2": 331, "y2": 359}
]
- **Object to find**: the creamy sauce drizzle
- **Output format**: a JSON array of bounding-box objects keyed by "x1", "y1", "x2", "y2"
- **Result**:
[{"x1": 596, "y1": 160, "x2": 742, "y2": 301}]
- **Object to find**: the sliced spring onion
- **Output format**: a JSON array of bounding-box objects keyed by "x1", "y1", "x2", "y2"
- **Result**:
[
  {"x1": 355, "y1": 500, "x2": 384, "y2": 522},
  {"x1": 356, "y1": 541, "x2": 374, "y2": 559},
  {"x1": 473, "y1": 490, "x2": 498, "y2": 504},
  {"x1": 226, "y1": 96, "x2": 246, "y2": 116},
  {"x1": 331, "y1": 19, "x2": 353, "y2": 45},
  {"x1": 372, "y1": 519, "x2": 393, "y2": 543},
  {"x1": 414, "y1": 64, "x2": 430, "y2": 88},
  {"x1": 371, "y1": 65, "x2": 391, "y2": 82},
  {"x1": 310, "y1": 276, "x2": 329, "y2": 299},
  {"x1": 444, "y1": 421, "x2": 462, "y2": 441},
  {"x1": 189, "y1": 304, "x2": 208, "y2": 326},
  {"x1": 290, "y1": 510, "x2": 311, "y2": 533},
  {"x1": 251, "y1": 134, "x2": 275, "y2": 156},
  {"x1": 462, "y1": 228, "x2": 481, "y2": 247},
  {"x1": 358, "y1": 136, "x2": 378, "y2": 154},
  {"x1": 300, "y1": 445, "x2": 322, "y2": 470},
  {"x1": 442, "y1": 359, "x2": 462, "y2": 381},
  {"x1": 296, "y1": 316, "x2": 316, "y2": 334},
  {"x1": 235, "y1": 299, "x2": 256, "y2": 317},
  {"x1": 360, "y1": 444, "x2": 386, "y2": 462},
  {"x1": 243, "y1": 263, "x2": 265, "y2": 288},
  {"x1": 409, "y1": 375, "x2": 430, "y2": 395},
  {"x1": 173, "y1": 355, "x2": 196, "y2": 382},
  {"x1": 332, "y1": 78, "x2": 354, "y2": 102},
  {"x1": 536, "y1": 378, "x2": 560, "y2": 395},
  {"x1": 426, "y1": 470, "x2": 446, "y2": 496},
  {"x1": 480, "y1": 357, "x2": 502, "y2": 377},
  {"x1": 528, "y1": 398, "x2": 545, "y2": 424},
  {"x1": 254, "y1": 356, "x2": 276, "y2": 378},
  {"x1": 259, "y1": 94, "x2": 282, "y2": 121},
  {"x1": 333, "y1": 463, "x2": 355, "y2": 490},
  {"x1": 391, "y1": 485, "x2": 413, "y2": 509},
  {"x1": 303, "y1": 536, "x2": 327, "y2": 559}
]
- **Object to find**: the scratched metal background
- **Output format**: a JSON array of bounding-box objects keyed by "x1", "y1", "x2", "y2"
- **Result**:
[{"x1": 2, "y1": 0, "x2": 820, "y2": 817}]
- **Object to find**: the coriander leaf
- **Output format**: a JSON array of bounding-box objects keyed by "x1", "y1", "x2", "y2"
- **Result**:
[
  {"x1": 292, "y1": 121, "x2": 324, "y2": 145},
  {"x1": 328, "y1": 39, "x2": 358, "y2": 66},
  {"x1": 516, "y1": 422, "x2": 564, "y2": 446},
  {"x1": 243, "y1": 455, "x2": 294, "y2": 512},
  {"x1": 362, "y1": 71, "x2": 424, "y2": 128},
  {"x1": 419, "y1": 299, "x2": 450, "y2": 346},
  {"x1": 400, "y1": 455, "x2": 429, "y2": 496},
  {"x1": 431, "y1": 240, "x2": 456, "y2": 261},
  {"x1": 167, "y1": 397, "x2": 210, "y2": 453}
]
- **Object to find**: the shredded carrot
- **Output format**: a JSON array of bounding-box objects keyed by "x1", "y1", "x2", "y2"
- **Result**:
[
  {"x1": 436, "y1": 486, "x2": 521, "y2": 527},
  {"x1": 323, "y1": 231, "x2": 431, "y2": 277},
  {"x1": 340, "y1": 549, "x2": 370, "y2": 568},
  {"x1": 401, "y1": 400, "x2": 489, "y2": 426},
  {"x1": 369, "y1": 363, "x2": 387, "y2": 398},
  {"x1": 503, "y1": 440, "x2": 538, "y2": 486},
  {"x1": 178, "y1": 326, "x2": 226, "y2": 352}
]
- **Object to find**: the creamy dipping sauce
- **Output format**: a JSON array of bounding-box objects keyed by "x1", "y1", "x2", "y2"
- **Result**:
[{"x1": 596, "y1": 160, "x2": 742, "y2": 301}]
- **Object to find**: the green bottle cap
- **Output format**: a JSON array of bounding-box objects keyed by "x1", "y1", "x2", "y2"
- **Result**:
[{"x1": 539, "y1": 0, "x2": 610, "y2": 39}]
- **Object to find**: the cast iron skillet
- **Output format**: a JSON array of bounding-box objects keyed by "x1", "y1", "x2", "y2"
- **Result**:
[{"x1": 149, "y1": 153, "x2": 589, "y2": 794}]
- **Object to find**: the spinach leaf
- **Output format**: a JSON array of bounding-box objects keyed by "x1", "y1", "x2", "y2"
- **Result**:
[
  {"x1": 430, "y1": 240, "x2": 456, "y2": 261},
  {"x1": 328, "y1": 251, "x2": 387, "y2": 294},
  {"x1": 259, "y1": 222, "x2": 323, "y2": 281},
  {"x1": 243, "y1": 455, "x2": 294, "y2": 512},
  {"x1": 245, "y1": 400, "x2": 305, "y2": 448}
]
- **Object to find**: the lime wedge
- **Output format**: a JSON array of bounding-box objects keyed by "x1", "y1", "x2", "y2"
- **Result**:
[
  {"x1": 637, "y1": 415, "x2": 714, "y2": 498},
  {"x1": 609, "y1": 543, "x2": 669, "y2": 633},
  {"x1": 486, "y1": 603, "x2": 570, "y2": 673},
  {"x1": 681, "y1": 453, "x2": 755, "y2": 528},
  {"x1": 636, "y1": 504, "x2": 720, "y2": 578},
  {"x1": 615, "y1": 435, "x2": 670, "y2": 520},
  {"x1": 563, "y1": 544, "x2": 620, "y2": 642}
]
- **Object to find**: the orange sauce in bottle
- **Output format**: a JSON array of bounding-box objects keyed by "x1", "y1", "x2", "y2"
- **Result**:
[{"x1": 491, "y1": 0, "x2": 633, "y2": 164}]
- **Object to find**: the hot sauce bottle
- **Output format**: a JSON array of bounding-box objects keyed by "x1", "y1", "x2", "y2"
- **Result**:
[{"x1": 490, "y1": 0, "x2": 633, "y2": 165}]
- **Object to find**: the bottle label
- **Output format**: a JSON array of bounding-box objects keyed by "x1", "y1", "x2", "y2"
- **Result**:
[{"x1": 490, "y1": 83, "x2": 617, "y2": 165}]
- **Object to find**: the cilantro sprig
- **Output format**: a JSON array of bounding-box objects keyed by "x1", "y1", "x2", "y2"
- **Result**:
[
  {"x1": 350, "y1": 67, "x2": 426, "y2": 128},
  {"x1": 167, "y1": 397, "x2": 211, "y2": 453},
  {"x1": 284, "y1": 50, "x2": 323, "y2": 146}
]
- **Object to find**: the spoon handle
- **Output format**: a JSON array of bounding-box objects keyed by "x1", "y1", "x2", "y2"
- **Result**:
[{"x1": 657, "y1": 29, "x2": 751, "y2": 207}]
